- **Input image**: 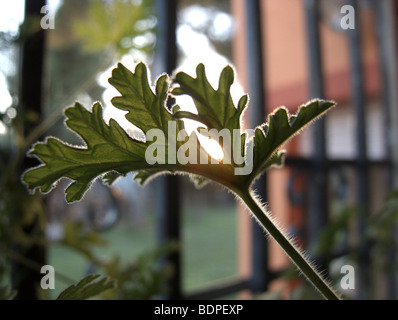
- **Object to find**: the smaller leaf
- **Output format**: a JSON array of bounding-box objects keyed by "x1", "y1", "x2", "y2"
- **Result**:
[
  {"x1": 172, "y1": 63, "x2": 247, "y2": 133},
  {"x1": 109, "y1": 62, "x2": 178, "y2": 135},
  {"x1": 248, "y1": 99, "x2": 335, "y2": 185},
  {"x1": 56, "y1": 274, "x2": 115, "y2": 300}
]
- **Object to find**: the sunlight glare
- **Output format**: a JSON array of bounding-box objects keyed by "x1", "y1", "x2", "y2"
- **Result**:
[
  {"x1": 197, "y1": 133, "x2": 224, "y2": 161},
  {"x1": 0, "y1": 121, "x2": 7, "y2": 135},
  {"x1": 0, "y1": 0, "x2": 24, "y2": 33},
  {"x1": 0, "y1": 74, "x2": 13, "y2": 113},
  {"x1": 175, "y1": 96, "x2": 225, "y2": 162}
]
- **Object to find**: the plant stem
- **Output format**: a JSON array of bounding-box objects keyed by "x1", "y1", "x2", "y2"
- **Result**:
[{"x1": 237, "y1": 189, "x2": 341, "y2": 300}]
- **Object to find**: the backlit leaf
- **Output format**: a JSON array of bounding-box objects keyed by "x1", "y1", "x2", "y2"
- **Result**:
[{"x1": 22, "y1": 62, "x2": 335, "y2": 201}]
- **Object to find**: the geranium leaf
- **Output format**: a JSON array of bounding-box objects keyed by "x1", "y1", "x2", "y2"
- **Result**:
[
  {"x1": 109, "y1": 62, "x2": 180, "y2": 135},
  {"x1": 22, "y1": 62, "x2": 334, "y2": 202},
  {"x1": 247, "y1": 100, "x2": 335, "y2": 185},
  {"x1": 22, "y1": 102, "x2": 149, "y2": 202},
  {"x1": 172, "y1": 63, "x2": 247, "y2": 134}
]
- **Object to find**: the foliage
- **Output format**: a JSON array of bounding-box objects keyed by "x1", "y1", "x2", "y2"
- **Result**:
[
  {"x1": 23, "y1": 62, "x2": 334, "y2": 201},
  {"x1": 319, "y1": 189, "x2": 398, "y2": 273},
  {"x1": 59, "y1": 221, "x2": 108, "y2": 263},
  {"x1": 99, "y1": 244, "x2": 176, "y2": 300},
  {"x1": 73, "y1": 0, "x2": 155, "y2": 57},
  {"x1": 22, "y1": 62, "x2": 339, "y2": 299},
  {"x1": 56, "y1": 274, "x2": 115, "y2": 300},
  {"x1": 53, "y1": 220, "x2": 174, "y2": 300}
]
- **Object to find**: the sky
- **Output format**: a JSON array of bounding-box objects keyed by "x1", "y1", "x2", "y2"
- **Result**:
[
  {"x1": 0, "y1": 0, "x2": 24, "y2": 134},
  {"x1": 0, "y1": 0, "x2": 62, "y2": 114},
  {"x1": 0, "y1": 0, "x2": 24, "y2": 34}
]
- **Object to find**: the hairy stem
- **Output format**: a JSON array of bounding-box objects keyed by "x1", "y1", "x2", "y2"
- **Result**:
[{"x1": 237, "y1": 188, "x2": 340, "y2": 300}]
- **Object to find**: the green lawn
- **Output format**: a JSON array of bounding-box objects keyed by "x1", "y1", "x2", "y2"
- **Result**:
[
  {"x1": 182, "y1": 206, "x2": 238, "y2": 291},
  {"x1": 48, "y1": 205, "x2": 238, "y2": 298}
]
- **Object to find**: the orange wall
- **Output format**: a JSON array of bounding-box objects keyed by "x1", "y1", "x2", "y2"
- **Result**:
[{"x1": 233, "y1": 0, "x2": 380, "y2": 110}]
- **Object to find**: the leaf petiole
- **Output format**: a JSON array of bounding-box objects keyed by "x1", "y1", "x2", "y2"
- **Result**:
[{"x1": 235, "y1": 188, "x2": 341, "y2": 300}]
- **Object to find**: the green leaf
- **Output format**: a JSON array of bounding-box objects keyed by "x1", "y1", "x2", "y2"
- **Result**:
[
  {"x1": 171, "y1": 66, "x2": 335, "y2": 189},
  {"x1": 109, "y1": 62, "x2": 179, "y2": 135},
  {"x1": 248, "y1": 100, "x2": 335, "y2": 185},
  {"x1": 171, "y1": 63, "x2": 250, "y2": 184},
  {"x1": 172, "y1": 63, "x2": 247, "y2": 134},
  {"x1": 22, "y1": 102, "x2": 149, "y2": 202},
  {"x1": 108, "y1": 61, "x2": 187, "y2": 181},
  {"x1": 22, "y1": 62, "x2": 335, "y2": 202},
  {"x1": 56, "y1": 274, "x2": 115, "y2": 300},
  {"x1": 23, "y1": 63, "x2": 185, "y2": 202}
]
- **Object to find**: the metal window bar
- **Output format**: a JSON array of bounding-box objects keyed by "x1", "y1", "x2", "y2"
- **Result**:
[
  {"x1": 374, "y1": 0, "x2": 397, "y2": 299},
  {"x1": 245, "y1": 0, "x2": 271, "y2": 294},
  {"x1": 154, "y1": 0, "x2": 182, "y2": 300},
  {"x1": 304, "y1": 0, "x2": 329, "y2": 273},
  {"x1": 11, "y1": 0, "x2": 47, "y2": 300},
  {"x1": 346, "y1": 0, "x2": 371, "y2": 300}
]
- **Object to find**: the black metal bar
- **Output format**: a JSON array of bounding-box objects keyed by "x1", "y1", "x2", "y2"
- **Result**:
[
  {"x1": 346, "y1": 0, "x2": 371, "y2": 300},
  {"x1": 154, "y1": 0, "x2": 181, "y2": 300},
  {"x1": 374, "y1": 0, "x2": 393, "y2": 190},
  {"x1": 11, "y1": 0, "x2": 47, "y2": 300},
  {"x1": 374, "y1": 0, "x2": 396, "y2": 299},
  {"x1": 245, "y1": 0, "x2": 270, "y2": 293},
  {"x1": 154, "y1": 0, "x2": 178, "y2": 78},
  {"x1": 20, "y1": 0, "x2": 47, "y2": 137},
  {"x1": 305, "y1": 0, "x2": 325, "y2": 99},
  {"x1": 303, "y1": 0, "x2": 329, "y2": 267}
]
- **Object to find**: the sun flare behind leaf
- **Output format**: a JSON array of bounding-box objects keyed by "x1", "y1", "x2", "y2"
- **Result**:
[{"x1": 197, "y1": 133, "x2": 224, "y2": 161}]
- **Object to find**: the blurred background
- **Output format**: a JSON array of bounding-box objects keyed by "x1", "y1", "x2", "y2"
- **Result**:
[{"x1": 1, "y1": 0, "x2": 398, "y2": 300}]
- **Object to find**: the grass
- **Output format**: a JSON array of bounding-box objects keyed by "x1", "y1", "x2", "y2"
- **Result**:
[
  {"x1": 48, "y1": 204, "x2": 238, "y2": 298},
  {"x1": 182, "y1": 206, "x2": 238, "y2": 291}
]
